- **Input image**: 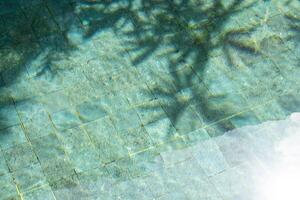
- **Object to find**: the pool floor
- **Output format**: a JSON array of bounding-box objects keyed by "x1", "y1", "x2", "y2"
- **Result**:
[{"x1": 1, "y1": 0, "x2": 300, "y2": 199}]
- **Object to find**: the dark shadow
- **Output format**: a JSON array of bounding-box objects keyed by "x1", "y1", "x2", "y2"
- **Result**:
[
  {"x1": 0, "y1": 0, "x2": 263, "y2": 133},
  {"x1": 0, "y1": 0, "x2": 280, "y2": 185},
  {"x1": 77, "y1": 0, "x2": 262, "y2": 137},
  {"x1": 0, "y1": 0, "x2": 81, "y2": 130}
]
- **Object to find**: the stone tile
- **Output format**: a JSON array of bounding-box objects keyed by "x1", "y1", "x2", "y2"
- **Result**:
[
  {"x1": 104, "y1": 159, "x2": 135, "y2": 181},
  {"x1": 0, "y1": 151, "x2": 9, "y2": 176},
  {"x1": 160, "y1": 147, "x2": 194, "y2": 167},
  {"x1": 51, "y1": 109, "x2": 81, "y2": 131},
  {"x1": 0, "y1": 174, "x2": 18, "y2": 200},
  {"x1": 15, "y1": 98, "x2": 45, "y2": 123},
  {"x1": 12, "y1": 163, "x2": 47, "y2": 193},
  {"x1": 76, "y1": 100, "x2": 107, "y2": 123},
  {"x1": 8, "y1": 80, "x2": 38, "y2": 100},
  {"x1": 191, "y1": 139, "x2": 229, "y2": 177},
  {"x1": 135, "y1": 100, "x2": 168, "y2": 125},
  {"x1": 143, "y1": 171, "x2": 167, "y2": 198},
  {"x1": 130, "y1": 178, "x2": 156, "y2": 199},
  {"x1": 111, "y1": 108, "x2": 142, "y2": 132},
  {"x1": 83, "y1": 117, "x2": 116, "y2": 141},
  {"x1": 98, "y1": 92, "x2": 130, "y2": 114},
  {"x1": 41, "y1": 158, "x2": 74, "y2": 185},
  {"x1": 183, "y1": 182, "x2": 223, "y2": 200},
  {"x1": 154, "y1": 135, "x2": 188, "y2": 154},
  {"x1": 144, "y1": 117, "x2": 176, "y2": 145},
  {"x1": 83, "y1": 117, "x2": 129, "y2": 163},
  {"x1": 23, "y1": 185, "x2": 55, "y2": 200},
  {"x1": 40, "y1": 90, "x2": 72, "y2": 114},
  {"x1": 205, "y1": 124, "x2": 228, "y2": 138},
  {"x1": 113, "y1": 179, "x2": 155, "y2": 200},
  {"x1": 157, "y1": 191, "x2": 187, "y2": 200},
  {"x1": 58, "y1": 127, "x2": 91, "y2": 148},
  {"x1": 0, "y1": 125, "x2": 27, "y2": 150},
  {"x1": 22, "y1": 110, "x2": 55, "y2": 140},
  {"x1": 172, "y1": 105, "x2": 204, "y2": 135},
  {"x1": 215, "y1": 131, "x2": 258, "y2": 167},
  {"x1": 119, "y1": 126, "x2": 153, "y2": 154},
  {"x1": 77, "y1": 167, "x2": 111, "y2": 196},
  {"x1": 4, "y1": 143, "x2": 38, "y2": 172},
  {"x1": 210, "y1": 163, "x2": 256, "y2": 200},
  {"x1": 130, "y1": 150, "x2": 164, "y2": 175},
  {"x1": 50, "y1": 174, "x2": 89, "y2": 200},
  {"x1": 0, "y1": 104, "x2": 20, "y2": 130},
  {"x1": 23, "y1": 4, "x2": 60, "y2": 39},
  {"x1": 229, "y1": 111, "x2": 262, "y2": 128},
  {"x1": 184, "y1": 128, "x2": 211, "y2": 145},
  {"x1": 126, "y1": 85, "x2": 154, "y2": 106},
  {"x1": 68, "y1": 147, "x2": 100, "y2": 173},
  {"x1": 31, "y1": 133, "x2": 66, "y2": 164}
]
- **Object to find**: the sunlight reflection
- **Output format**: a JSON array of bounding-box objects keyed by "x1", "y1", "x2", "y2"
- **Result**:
[{"x1": 257, "y1": 113, "x2": 300, "y2": 200}]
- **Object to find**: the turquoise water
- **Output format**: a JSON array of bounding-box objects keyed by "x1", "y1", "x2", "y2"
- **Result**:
[{"x1": 0, "y1": 0, "x2": 300, "y2": 199}]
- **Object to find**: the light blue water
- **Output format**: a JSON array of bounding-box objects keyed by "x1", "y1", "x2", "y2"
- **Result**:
[{"x1": 0, "y1": 0, "x2": 300, "y2": 199}]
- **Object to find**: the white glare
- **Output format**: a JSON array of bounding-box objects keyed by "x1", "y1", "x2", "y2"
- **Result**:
[{"x1": 256, "y1": 113, "x2": 300, "y2": 200}]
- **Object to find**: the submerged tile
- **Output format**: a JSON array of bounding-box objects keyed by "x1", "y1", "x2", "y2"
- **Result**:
[
  {"x1": 4, "y1": 143, "x2": 38, "y2": 172},
  {"x1": 0, "y1": 174, "x2": 18, "y2": 200},
  {"x1": 12, "y1": 163, "x2": 47, "y2": 193},
  {"x1": 119, "y1": 126, "x2": 153, "y2": 154},
  {"x1": 76, "y1": 100, "x2": 107, "y2": 123},
  {"x1": 0, "y1": 104, "x2": 20, "y2": 130},
  {"x1": 1, "y1": 1, "x2": 300, "y2": 199},
  {"x1": 23, "y1": 185, "x2": 55, "y2": 200},
  {"x1": 0, "y1": 151, "x2": 9, "y2": 176},
  {"x1": 191, "y1": 139, "x2": 229, "y2": 177},
  {"x1": 23, "y1": 110, "x2": 55, "y2": 140},
  {"x1": 51, "y1": 109, "x2": 81, "y2": 131},
  {"x1": 0, "y1": 125, "x2": 27, "y2": 150}
]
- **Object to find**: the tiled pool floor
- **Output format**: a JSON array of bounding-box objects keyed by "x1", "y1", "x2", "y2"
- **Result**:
[{"x1": 1, "y1": 0, "x2": 300, "y2": 199}]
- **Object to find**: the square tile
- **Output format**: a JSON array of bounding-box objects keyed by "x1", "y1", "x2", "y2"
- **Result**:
[
  {"x1": 120, "y1": 126, "x2": 153, "y2": 154},
  {"x1": 191, "y1": 139, "x2": 229, "y2": 177},
  {"x1": 58, "y1": 127, "x2": 91, "y2": 148},
  {"x1": 184, "y1": 128, "x2": 211, "y2": 145},
  {"x1": 0, "y1": 174, "x2": 18, "y2": 199},
  {"x1": 130, "y1": 150, "x2": 164, "y2": 175},
  {"x1": 23, "y1": 185, "x2": 55, "y2": 200},
  {"x1": 40, "y1": 90, "x2": 72, "y2": 113},
  {"x1": 51, "y1": 109, "x2": 81, "y2": 131},
  {"x1": 172, "y1": 105, "x2": 204, "y2": 135},
  {"x1": 31, "y1": 133, "x2": 66, "y2": 164},
  {"x1": 4, "y1": 143, "x2": 38, "y2": 171},
  {"x1": 23, "y1": 110, "x2": 55, "y2": 140},
  {"x1": 111, "y1": 108, "x2": 142, "y2": 132},
  {"x1": 50, "y1": 174, "x2": 88, "y2": 200},
  {"x1": 77, "y1": 167, "x2": 113, "y2": 197},
  {"x1": 12, "y1": 163, "x2": 47, "y2": 193},
  {"x1": 0, "y1": 125, "x2": 27, "y2": 150},
  {"x1": 76, "y1": 100, "x2": 107, "y2": 123},
  {"x1": 143, "y1": 171, "x2": 167, "y2": 198},
  {"x1": 135, "y1": 99, "x2": 168, "y2": 125},
  {"x1": 0, "y1": 151, "x2": 9, "y2": 176},
  {"x1": 70, "y1": 148, "x2": 100, "y2": 173},
  {"x1": 83, "y1": 117, "x2": 129, "y2": 163},
  {"x1": 0, "y1": 104, "x2": 20, "y2": 130},
  {"x1": 157, "y1": 191, "x2": 187, "y2": 200},
  {"x1": 41, "y1": 158, "x2": 74, "y2": 184},
  {"x1": 15, "y1": 98, "x2": 45, "y2": 123},
  {"x1": 144, "y1": 117, "x2": 176, "y2": 145}
]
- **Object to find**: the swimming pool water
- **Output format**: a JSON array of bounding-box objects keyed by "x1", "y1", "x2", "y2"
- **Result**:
[{"x1": 1, "y1": 0, "x2": 300, "y2": 199}]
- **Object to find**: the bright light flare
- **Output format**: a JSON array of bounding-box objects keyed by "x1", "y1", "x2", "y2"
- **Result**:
[{"x1": 256, "y1": 114, "x2": 300, "y2": 200}]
